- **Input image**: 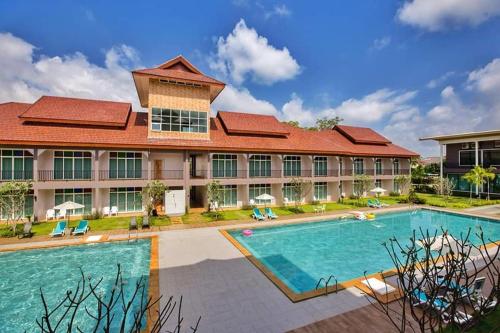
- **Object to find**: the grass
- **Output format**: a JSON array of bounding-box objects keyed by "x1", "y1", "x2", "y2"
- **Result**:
[
  {"x1": 444, "y1": 307, "x2": 499, "y2": 333},
  {"x1": 417, "y1": 193, "x2": 500, "y2": 209},
  {"x1": 0, "y1": 215, "x2": 171, "y2": 237}
]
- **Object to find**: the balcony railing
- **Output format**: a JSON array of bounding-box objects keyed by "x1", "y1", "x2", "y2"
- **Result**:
[
  {"x1": 250, "y1": 170, "x2": 282, "y2": 178},
  {"x1": 393, "y1": 168, "x2": 411, "y2": 176},
  {"x1": 154, "y1": 170, "x2": 184, "y2": 180},
  {"x1": 283, "y1": 169, "x2": 313, "y2": 178},
  {"x1": 212, "y1": 170, "x2": 248, "y2": 179},
  {"x1": 375, "y1": 169, "x2": 394, "y2": 176},
  {"x1": 38, "y1": 170, "x2": 94, "y2": 182},
  {"x1": 340, "y1": 169, "x2": 353, "y2": 176},
  {"x1": 0, "y1": 170, "x2": 34, "y2": 181},
  {"x1": 98, "y1": 170, "x2": 148, "y2": 181},
  {"x1": 313, "y1": 169, "x2": 339, "y2": 177}
]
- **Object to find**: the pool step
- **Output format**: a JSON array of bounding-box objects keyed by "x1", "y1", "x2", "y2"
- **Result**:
[{"x1": 171, "y1": 216, "x2": 183, "y2": 225}]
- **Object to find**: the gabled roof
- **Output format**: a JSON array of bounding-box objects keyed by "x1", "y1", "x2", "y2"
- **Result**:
[
  {"x1": 132, "y1": 55, "x2": 225, "y2": 107},
  {"x1": 334, "y1": 125, "x2": 391, "y2": 144},
  {"x1": 217, "y1": 111, "x2": 290, "y2": 136},
  {"x1": 18, "y1": 96, "x2": 131, "y2": 127}
]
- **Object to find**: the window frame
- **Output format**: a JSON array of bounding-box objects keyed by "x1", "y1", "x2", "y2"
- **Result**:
[
  {"x1": 109, "y1": 187, "x2": 143, "y2": 212},
  {"x1": 151, "y1": 107, "x2": 208, "y2": 133},
  {"x1": 313, "y1": 182, "x2": 327, "y2": 201},
  {"x1": 313, "y1": 156, "x2": 328, "y2": 177},
  {"x1": 249, "y1": 155, "x2": 271, "y2": 178},
  {"x1": 249, "y1": 184, "x2": 271, "y2": 204},
  {"x1": 108, "y1": 152, "x2": 143, "y2": 179},
  {"x1": 211, "y1": 154, "x2": 237, "y2": 178},
  {"x1": 283, "y1": 155, "x2": 301, "y2": 177}
]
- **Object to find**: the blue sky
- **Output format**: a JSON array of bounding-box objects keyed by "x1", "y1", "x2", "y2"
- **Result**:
[{"x1": 1, "y1": 0, "x2": 500, "y2": 156}]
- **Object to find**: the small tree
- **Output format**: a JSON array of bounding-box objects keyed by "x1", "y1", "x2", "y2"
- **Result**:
[
  {"x1": 288, "y1": 177, "x2": 311, "y2": 211},
  {"x1": 394, "y1": 175, "x2": 411, "y2": 195},
  {"x1": 484, "y1": 167, "x2": 496, "y2": 201},
  {"x1": 462, "y1": 165, "x2": 489, "y2": 201},
  {"x1": 0, "y1": 181, "x2": 32, "y2": 235},
  {"x1": 353, "y1": 174, "x2": 372, "y2": 205},
  {"x1": 432, "y1": 177, "x2": 455, "y2": 203},
  {"x1": 207, "y1": 180, "x2": 223, "y2": 220},
  {"x1": 142, "y1": 181, "x2": 169, "y2": 216},
  {"x1": 313, "y1": 116, "x2": 343, "y2": 130}
]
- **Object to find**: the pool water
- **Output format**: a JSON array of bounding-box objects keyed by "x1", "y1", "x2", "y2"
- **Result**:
[
  {"x1": 0, "y1": 239, "x2": 151, "y2": 332},
  {"x1": 229, "y1": 209, "x2": 500, "y2": 294}
]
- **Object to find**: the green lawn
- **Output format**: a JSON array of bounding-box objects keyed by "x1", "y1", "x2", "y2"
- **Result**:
[
  {"x1": 417, "y1": 193, "x2": 500, "y2": 209},
  {"x1": 444, "y1": 307, "x2": 499, "y2": 333},
  {"x1": 0, "y1": 215, "x2": 171, "y2": 237}
]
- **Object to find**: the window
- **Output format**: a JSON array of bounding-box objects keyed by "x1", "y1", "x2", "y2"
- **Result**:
[
  {"x1": 353, "y1": 158, "x2": 364, "y2": 175},
  {"x1": 283, "y1": 156, "x2": 301, "y2": 177},
  {"x1": 314, "y1": 182, "x2": 327, "y2": 201},
  {"x1": 447, "y1": 174, "x2": 471, "y2": 192},
  {"x1": 109, "y1": 152, "x2": 142, "y2": 179},
  {"x1": 109, "y1": 187, "x2": 142, "y2": 213},
  {"x1": 212, "y1": 154, "x2": 237, "y2": 178},
  {"x1": 55, "y1": 188, "x2": 92, "y2": 215},
  {"x1": 459, "y1": 151, "x2": 475, "y2": 166},
  {"x1": 495, "y1": 141, "x2": 500, "y2": 148},
  {"x1": 393, "y1": 181, "x2": 400, "y2": 193},
  {"x1": 483, "y1": 150, "x2": 500, "y2": 167},
  {"x1": 151, "y1": 108, "x2": 208, "y2": 133},
  {"x1": 314, "y1": 156, "x2": 327, "y2": 177},
  {"x1": 393, "y1": 159, "x2": 400, "y2": 175},
  {"x1": 282, "y1": 183, "x2": 294, "y2": 202},
  {"x1": 220, "y1": 185, "x2": 237, "y2": 207},
  {"x1": 375, "y1": 179, "x2": 382, "y2": 188},
  {"x1": 54, "y1": 151, "x2": 92, "y2": 180},
  {"x1": 0, "y1": 150, "x2": 33, "y2": 180},
  {"x1": 375, "y1": 158, "x2": 382, "y2": 175},
  {"x1": 339, "y1": 159, "x2": 343, "y2": 174},
  {"x1": 249, "y1": 184, "x2": 271, "y2": 203},
  {"x1": 353, "y1": 180, "x2": 364, "y2": 196},
  {"x1": 0, "y1": 190, "x2": 34, "y2": 219},
  {"x1": 249, "y1": 155, "x2": 271, "y2": 177}
]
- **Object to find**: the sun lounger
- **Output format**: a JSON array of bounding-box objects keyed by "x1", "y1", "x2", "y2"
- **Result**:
[
  {"x1": 367, "y1": 199, "x2": 381, "y2": 208},
  {"x1": 72, "y1": 220, "x2": 89, "y2": 235},
  {"x1": 412, "y1": 289, "x2": 449, "y2": 311},
  {"x1": 50, "y1": 221, "x2": 67, "y2": 237},
  {"x1": 252, "y1": 208, "x2": 265, "y2": 221},
  {"x1": 362, "y1": 278, "x2": 396, "y2": 296},
  {"x1": 265, "y1": 207, "x2": 278, "y2": 219},
  {"x1": 375, "y1": 199, "x2": 389, "y2": 207},
  {"x1": 441, "y1": 310, "x2": 473, "y2": 326},
  {"x1": 18, "y1": 222, "x2": 32, "y2": 239},
  {"x1": 142, "y1": 215, "x2": 150, "y2": 229}
]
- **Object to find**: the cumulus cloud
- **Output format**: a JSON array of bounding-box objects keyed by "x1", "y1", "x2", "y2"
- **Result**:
[
  {"x1": 280, "y1": 94, "x2": 315, "y2": 126},
  {"x1": 0, "y1": 32, "x2": 142, "y2": 110},
  {"x1": 426, "y1": 71, "x2": 455, "y2": 89},
  {"x1": 211, "y1": 84, "x2": 278, "y2": 115},
  {"x1": 209, "y1": 19, "x2": 300, "y2": 85},
  {"x1": 397, "y1": 0, "x2": 500, "y2": 31},
  {"x1": 264, "y1": 4, "x2": 291, "y2": 19},
  {"x1": 467, "y1": 58, "x2": 500, "y2": 96}
]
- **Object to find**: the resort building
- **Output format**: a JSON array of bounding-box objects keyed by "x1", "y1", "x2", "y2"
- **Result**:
[
  {"x1": 0, "y1": 56, "x2": 417, "y2": 220},
  {"x1": 421, "y1": 130, "x2": 500, "y2": 196}
]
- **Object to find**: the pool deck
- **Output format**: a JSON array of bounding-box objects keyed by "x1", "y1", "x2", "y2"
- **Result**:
[{"x1": 1, "y1": 206, "x2": 499, "y2": 332}]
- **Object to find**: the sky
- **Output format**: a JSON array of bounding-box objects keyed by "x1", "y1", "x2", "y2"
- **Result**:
[{"x1": 1, "y1": 0, "x2": 500, "y2": 157}]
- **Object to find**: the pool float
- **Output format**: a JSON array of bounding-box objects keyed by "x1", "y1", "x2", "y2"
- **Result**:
[
  {"x1": 352, "y1": 211, "x2": 366, "y2": 220},
  {"x1": 242, "y1": 229, "x2": 253, "y2": 237},
  {"x1": 366, "y1": 213, "x2": 376, "y2": 220}
]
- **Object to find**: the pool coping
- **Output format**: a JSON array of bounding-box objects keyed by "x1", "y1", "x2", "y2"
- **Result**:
[
  {"x1": 219, "y1": 207, "x2": 500, "y2": 303},
  {"x1": 0, "y1": 235, "x2": 160, "y2": 332}
]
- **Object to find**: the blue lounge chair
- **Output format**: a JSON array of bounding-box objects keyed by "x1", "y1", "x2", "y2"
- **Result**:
[
  {"x1": 367, "y1": 199, "x2": 381, "y2": 208},
  {"x1": 375, "y1": 199, "x2": 389, "y2": 207},
  {"x1": 252, "y1": 208, "x2": 265, "y2": 221},
  {"x1": 72, "y1": 220, "x2": 89, "y2": 235},
  {"x1": 412, "y1": 289, "x2": 449, "y2": 311},
  {"x1": 50, "y1": 221, "x2": 67, "y2": 237},
  {"x1": 265, "y1": 207, "x2": 278, "y2": 219}
]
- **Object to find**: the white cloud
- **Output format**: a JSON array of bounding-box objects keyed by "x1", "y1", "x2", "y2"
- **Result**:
[
  {"x1": 209, "y1": 19, "x2": 300, "y2": 85},
  {"x1": 211, "y1": 84, "x2": 278, "y2": 115},
  {"x1": 467, "y1": 58, "x2": 500, "y2": 96},
  {"x1": 426, "y1": 71, "x2": 455, "y2": 89},
  {"x1": 280, "y1": 94, "x2": 315, "y2": 126},
  {"x1": 397, "y1": 0, "x2": 500, "y2": 31},
  {"x1": 264, "y1": 4, "x2": 291, "y2": 19},
  {"x1": 371, "y1": 36, "x2": 391, "y2": 51}
]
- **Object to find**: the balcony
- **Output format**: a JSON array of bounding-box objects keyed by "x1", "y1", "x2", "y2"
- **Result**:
[
  {"x1": 283, "y1": 169, "x2": 313, "y2": 178},
  {"x1": 340, "y1": 169, "x2": 353, "y2": 176},
  {"x1": 353, "y1": 168, "x2": 375, "y2": 176},
  {"x1": 250, "y1": 170, "x2": 282, "y2": 178},
  {"x1": 212, "y1": 170, "x2": 248, "y2": 179},
  {"x1": 98, "y1": 170, "x2": 148, "y2": 181},
  {"x1": 393, "y1": 169, "x2": 411, "y2": 176},
  {"x1": 38, "y1": 170, "x2": 94, "y2": 182},
  {"x1": 154, "y1": 170, "x2": 184, "y2": 180},
  {"x1": 375, "y1": 169, "x2": 394, "y2": 176},
  {"x1": 313, "y1": 169, "x2": 339, "y2": 177},
  {"x1": 0, "y1": 170, "x2": 34, "y2": 182}
]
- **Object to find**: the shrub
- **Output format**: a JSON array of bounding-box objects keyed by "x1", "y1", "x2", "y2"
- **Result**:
[
  {"x1": 389, "y1": 191, "x2": 400, "y2": 197},
  {"x1": 83, "y1": 210, "x2": 103, "y2": 220}
]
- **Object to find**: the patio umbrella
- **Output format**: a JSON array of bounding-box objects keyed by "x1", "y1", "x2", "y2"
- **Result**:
[
  {"x1": 370, "y1": 187, "x2": 387, "y2": 197},
  {"x1": 255, "y1": 193, "x2": 275, "y2": 208},
  {"x1": 54, "y1": 201, "x2": 85, "y2": 223}
]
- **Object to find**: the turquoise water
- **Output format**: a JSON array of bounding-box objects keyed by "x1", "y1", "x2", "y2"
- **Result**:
[
  {"x1": 230, "y1": 209, "x2": 500, "y2": 293},
  {"x1": 0, "y1": 239, "x2": 151, "y2": 332}
]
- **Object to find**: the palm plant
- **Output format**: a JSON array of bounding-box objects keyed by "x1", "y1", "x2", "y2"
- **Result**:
[
  {"x1": 462, "y1": 165, "x2": 493, "y2": 201},
  {"x1": 484, "y1": 166, "x2": 496, "y2": 201}
]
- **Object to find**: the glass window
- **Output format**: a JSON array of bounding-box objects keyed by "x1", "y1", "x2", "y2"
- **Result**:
[
  {"x1": 353, "y1": 158, "x2": 364, "y2": 175},
  {"x1": 393, "y1": 159, "x2": 400, "y2": 175},
  {"x1": 314, "y1": 157, "x2": 327, "y2": 177},
  {"x1": 0, "y1": 191, "x2": 34, "y2": 219},
  {"x1": 109, "y1": 187, "x2": 142, "y2": 212},
  {"x1": 108, "y1": 152, "x2": 143, "y2": 179},
  {"x1": 459, "y1": 151, "x2": 475, "y2": 166},
  {"x1": 375, "y1": 179, "x2": 382, "y2": 188},
  {"x1": 283, "y1": 156, "x2": 301, "y2": 177},
  {"x1": 249, "y1": 184, "x2": 271, "y2": 204},
  {"x1": 249, "y1": 155, "x2": 271, "y2": 177},
  {"x1": 314, "y1": 182, "x2": 327, "y2": 201},
  {"x1": 212, "y1": 154, "x2": 237, "y2": 178},
  {"x1": 54, "y1": 188, "x2": 92, "y2": 215},
  {"x1": 53, "y1": 151, "x2": 92, "y2": 180},
  {"x1": 354, "y1": 180, "x2": 364, "y2": 196},
  {"x1": 0, "y1": 150, "x2": 34, "y2": 180},
  {"x1": 375, "y1": 159, "x2": 382, "y2": 175},
  {"x1": 483, "y1": 150, "x2": 500, "y2": 167},
  {"x1": 220, "y1": 185, "x2": 237, "y2": 207},
  {"x1": 282, "y1": 183, "x2": 294, "y2": 202},
  {"x1": 150, "y1": 108, "x2": 208, "y2": 133}
]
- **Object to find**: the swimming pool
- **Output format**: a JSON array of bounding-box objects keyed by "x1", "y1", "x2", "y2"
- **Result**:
[
  {"x1": 0, "y1": 239, "x2": 152, "y2": 332},
  {"x1": 227, "y1": 209, "x2": 500, "y2": 297}
]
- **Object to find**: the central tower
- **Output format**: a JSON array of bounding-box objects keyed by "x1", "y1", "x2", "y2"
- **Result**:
[{"x1": 132, "y1": 56, "x2": 225, "y2": 140}]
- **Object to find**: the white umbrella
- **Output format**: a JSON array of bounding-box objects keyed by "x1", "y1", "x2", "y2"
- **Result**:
[
  {"x1": 54, "y1": 201, "x2": 85, "y2": 223},
  {"x1": 370, "y1": 187, "x2": 387, "y2": 197},
  {"x1": 255, "y1": 193, "x2": 275, "y2": 208}
]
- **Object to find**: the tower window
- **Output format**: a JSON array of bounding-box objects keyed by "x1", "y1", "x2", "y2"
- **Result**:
[{"x1": 151, "y1": 108, "x2": 208, "y2": 133}]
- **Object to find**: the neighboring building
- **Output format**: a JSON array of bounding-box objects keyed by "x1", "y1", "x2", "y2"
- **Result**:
[
  {"x1": 421, "y1": 130, "x2": 500, "y2": 195},
  {"x1": 0, "y1": 56, "x2": 418, "y2": 220}
]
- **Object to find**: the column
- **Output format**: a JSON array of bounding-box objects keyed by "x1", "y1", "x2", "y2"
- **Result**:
[
  {"x1": 475, "y1": 141, "x2": 479, "y2": 194},
  {"x1": 439, "y1": 144, "x2": 444, "y2": 194},
  {"x1": 33, "y1": 148, "x2": 38, "y2": 182},
  {"x1": 183, "y1": 151, "x2": 190, "y2": 208}
]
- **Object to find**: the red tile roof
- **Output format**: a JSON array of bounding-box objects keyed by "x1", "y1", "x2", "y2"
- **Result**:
[
  {"x1": 19, "y1": 96, "x2": 131, "y2": 127},
  {"x1": 334, "y1": 125, "x2": 391, "y2": 144},
  {"x1": 217, "y1": 111, "x2": 290, "y2": 136},
  {"x1": 132, "y1": 67, "x2": 225, "y2": 86}
]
